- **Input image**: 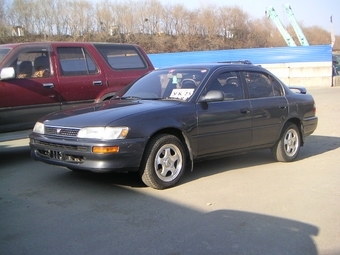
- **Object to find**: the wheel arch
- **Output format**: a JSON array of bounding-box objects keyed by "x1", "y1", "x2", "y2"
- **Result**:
[
  {"x1": 142, "y1": 127, "x2": 193, "y2": 171},
  {"x1": 283, "y1": 117, "x2": 304, "y2": 146},
  {"x1": 95, "y1": 92, "x2": 116, "y2": 103}
]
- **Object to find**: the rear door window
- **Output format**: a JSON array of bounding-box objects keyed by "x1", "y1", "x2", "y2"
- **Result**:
[
  {"x1": 243, "y1": 71, "x2": 283, "y2": 98},
  {"x1": 57, "y1": 47, "x2": 98, "y2": 76}
]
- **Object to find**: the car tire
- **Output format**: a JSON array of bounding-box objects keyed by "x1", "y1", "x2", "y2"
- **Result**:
[
  {"x1": 140, "y1": 134, "x2": 186, "y2": 189},
  {"x1": 272, "y1": 122, "x2": 301, "y2": 162}
]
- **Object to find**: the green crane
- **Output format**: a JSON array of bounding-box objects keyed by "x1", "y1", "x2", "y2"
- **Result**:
[
  {"x1": 266, "y1": 6, "x2": 297, "y2": 47},
  {"x1": 283, "y1": 4, "x2": 309, "y2": 46}
]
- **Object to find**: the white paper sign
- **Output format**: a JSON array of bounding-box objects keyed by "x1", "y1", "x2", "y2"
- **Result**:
[{"x1": 169, "y1": 89, "x2": 195, "y2": 100}]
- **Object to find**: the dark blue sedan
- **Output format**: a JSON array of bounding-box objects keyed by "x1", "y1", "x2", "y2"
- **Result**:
[{"x1": 29, "y1": 62, "x2": 318, "y2": 189}]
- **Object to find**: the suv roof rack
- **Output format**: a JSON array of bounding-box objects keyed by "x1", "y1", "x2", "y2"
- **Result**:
[{"x1": 219, "y1": 60, "x2": 253, "y2": 65}]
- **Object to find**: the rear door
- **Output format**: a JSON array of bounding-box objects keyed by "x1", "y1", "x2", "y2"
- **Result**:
[
  {"x1": 0, "y1": 44, "x2": 60, "y2": 132},
  {"x1": 53, "y1": 45, "x2": 108, "y2": 109},
  {"x1": 196, "y1": 70, "x2": 252, "y2": 156},
  {"x1": 241, "y1": 71, "x2": 288, "y2": 147}
]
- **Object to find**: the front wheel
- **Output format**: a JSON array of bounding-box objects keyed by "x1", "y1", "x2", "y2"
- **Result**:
[
  {"x1": 140, "y1": 134, "x2": 186, "y2": 189},
  {"x1": 272, "y1": 123, "x2": 301, "y2": 162}
]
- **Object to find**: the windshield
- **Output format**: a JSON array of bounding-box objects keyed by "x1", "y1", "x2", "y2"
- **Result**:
[
  {"x1": 0, "y1": 48, "x2": 11, "y2": 63},
  {"x1": 122, "y1": 68, "x2": 209, "y2": 101}
]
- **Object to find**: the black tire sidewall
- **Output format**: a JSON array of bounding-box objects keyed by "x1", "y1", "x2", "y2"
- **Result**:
[
  {"x1": 140, "y1": 134, "x2": 186, "y2": 189},
  {"x1": 273, "y1": 123, "x2": 301, "y2": 162}
]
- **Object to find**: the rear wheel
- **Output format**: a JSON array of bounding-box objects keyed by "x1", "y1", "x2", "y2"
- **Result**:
[
  {"x1": 140, "y1": 134, "x2": 186, "y2": 189},
  {"x1": 272, "y1": 123, "x2": 301, "y2": 162}
]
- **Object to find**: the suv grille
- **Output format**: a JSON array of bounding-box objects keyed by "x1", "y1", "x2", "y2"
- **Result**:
[{"x1": 45, "y1": 126, "x2": 80, "y2": 137}]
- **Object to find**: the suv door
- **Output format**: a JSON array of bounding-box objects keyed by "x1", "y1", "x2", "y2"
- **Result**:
[
  {"x1": 197, "y1": 71, "x2": 252, "y2": 156},
  {"x1": 54, "y1": 46, "x2": 107, "y2": 109},
  {"x1": 0, "y1": 45, "x2": 60, "y2": 132},
  {"x1": 242, "y1": 71, "x2": 288, "y2": 147}
]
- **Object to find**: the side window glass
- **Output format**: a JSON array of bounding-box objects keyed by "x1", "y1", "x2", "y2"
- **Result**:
[
  {"x1": 7, "y1": 50, "x2": 51, "y2": 79},
  {"x1": 207, "y1": 71, "x2": 244, "y2": 100},
  {"x1": 57, "y1": 47, "x2": 98, "y2": 76},
  {"x1": 95, "y1": 44, "x2": 146, "y2": 69},
  {"x1": 0, "y1": 49, "x2": 11, "y2": 63},
  {"x1": 243, "y1": 71, "x2": 276, "y2": 98},
  {"x1": 271, "y1": 76, "x2": 284, "y2": 96}
]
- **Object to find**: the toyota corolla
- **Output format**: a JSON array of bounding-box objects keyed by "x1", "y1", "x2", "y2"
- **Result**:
[{"x1": 29, "y1": 62, "x2": 318, "y2": 189}]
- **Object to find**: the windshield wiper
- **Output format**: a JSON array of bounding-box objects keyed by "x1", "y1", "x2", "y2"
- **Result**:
[
  {"x1": 119, "y1": 96, "x2": 142, "y2": 100},
  {"x1": 120, "y1": 96, "x2": 161, "y2": 100}
]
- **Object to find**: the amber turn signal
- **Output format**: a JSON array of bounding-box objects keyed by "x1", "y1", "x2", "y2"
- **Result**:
[{"x1": 92, "y1": 146, "x2": 119, "y2": 154}]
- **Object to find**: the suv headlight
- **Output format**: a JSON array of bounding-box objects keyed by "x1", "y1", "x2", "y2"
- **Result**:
[
  {"x1": 77, "y1": 127, "x2": 129, "y2": 140},
  {"x1": 33, "y1": 122, "x2": 45, "y2": 134}
]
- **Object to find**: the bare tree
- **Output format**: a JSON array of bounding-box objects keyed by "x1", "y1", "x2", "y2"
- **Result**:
[
  {"x1": 0, "y1": 0, "x2": 7, "y2": 36},
  {"x1": 67, "y1": 0, "x2": 95, "y2": 37},
  {"x1": 96, "y1": 0, "x2": 116, "y2": 34},
  {"x1": 303, "y1": 25, "x2": 332, "y2": 46},
  {"x1": 0, "y1": 0, "x2": 337, "y2": 51},
  {"x1": 7, "y1": 0, "x2": 36, "y2": 34},
  {"x1": 34, "y1": 0, "x2": 52, "y2": 36},
  {"x1": 51, "y1": 0, "x2": 71, "y2": 36}
]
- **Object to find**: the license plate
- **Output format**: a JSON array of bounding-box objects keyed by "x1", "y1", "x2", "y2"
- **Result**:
[{"x1": 48, "y1": 150, "x2": 63, "y2": 160}]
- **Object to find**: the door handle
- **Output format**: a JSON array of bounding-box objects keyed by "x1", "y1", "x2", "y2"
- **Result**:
[
  {"x1": 240, "y1": 108, "x2": 250, "y2": 114},
  {"x1": 43, "y1": 83, "x2": 54, "y2": 88},
  {"x1": 279, "y1": 106, "x2": 287, "y2": 109},
  {"x1": 93, "y1": 81, "x2": 103, "y2": 86}
]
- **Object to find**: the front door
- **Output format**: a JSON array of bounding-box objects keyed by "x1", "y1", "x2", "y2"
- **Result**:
[
  {"x1": 197, "y1": 71, "x2": 252, "y2": 156},
  {"x1": 0, "y1": 46, "x2": 60, "y2": 132}
]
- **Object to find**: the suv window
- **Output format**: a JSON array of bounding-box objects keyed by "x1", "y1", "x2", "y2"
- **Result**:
[
  {"x1": 95, "y1": 44, "x2": 146, "y2": 69},
  {"x1": 0, "y1": 48, "x2": 11, "y2": 63},
  {"x1": 207, "y1": 71, "x2": 244, "y2": 100},
  {"x1": 4, "y1": 49, "x2": 51, "y2": 79},
  {"x1": 243, "y1": 71, "x2": 283, "y2": 98},
  {"x1": 57, "y1": 47, "x2": 98, "y2": 76}
]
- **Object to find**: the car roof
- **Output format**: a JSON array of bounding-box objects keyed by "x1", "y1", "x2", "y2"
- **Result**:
[
  {"x1": 156, "y1": 61, "x2": 264, "y2": 72},
  {"x1": 0, "y1": 41, "x2": 139, "y2": 49}
]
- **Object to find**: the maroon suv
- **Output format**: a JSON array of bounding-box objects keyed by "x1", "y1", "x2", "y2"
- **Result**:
[{"x1": 0, "y1": 42, "x2": 154, "y2": 139}]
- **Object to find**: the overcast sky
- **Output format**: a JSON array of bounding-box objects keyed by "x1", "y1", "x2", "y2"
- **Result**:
[{"x1": 159, "y1": 0, "x2": 339, "y2": 35}]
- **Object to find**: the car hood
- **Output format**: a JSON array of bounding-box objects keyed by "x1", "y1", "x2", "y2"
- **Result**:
[{"x1": 42, "y1": 99, "x2": 181, "y2": 127}]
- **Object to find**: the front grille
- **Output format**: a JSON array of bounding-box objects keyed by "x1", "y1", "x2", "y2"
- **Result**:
[
  {"x1": 33, "y1": 140, "x2": 89, "y2": 152},
  {"x1": 45, "y1": 126, "x2": 80, "y2": 137}
]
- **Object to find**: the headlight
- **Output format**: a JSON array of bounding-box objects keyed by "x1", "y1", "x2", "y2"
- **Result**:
[
  {"x1": 77, "y1": 127, "x2": 129, "y2": 140},
  {"x1": 33, "y1": 122, "x2": 45, "y2": 134}
]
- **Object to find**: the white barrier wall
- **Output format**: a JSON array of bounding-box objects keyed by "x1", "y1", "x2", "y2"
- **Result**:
[{"x1": 261, "y1": 62, "x2": 333, "y2": 87}]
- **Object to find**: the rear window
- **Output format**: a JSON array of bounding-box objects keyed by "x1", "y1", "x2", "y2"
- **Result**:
[
  {"x1": 94, "y1": 44, "x2": 147, "y2": 70},
  {"x1": 0, "y1": 48, "x2": 11, "y2": 63}
]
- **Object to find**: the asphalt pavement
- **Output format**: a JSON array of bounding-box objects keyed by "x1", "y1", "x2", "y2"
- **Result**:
[{"x1": 0, "y1": 86, "x2": 339, "y2": 255}]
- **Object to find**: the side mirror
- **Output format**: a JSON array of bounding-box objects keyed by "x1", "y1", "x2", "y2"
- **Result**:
[
  {"x1": 0, "y1": 67, "x2": 16, "y2": 80},
  {"x1": 199, "y1": 90, "x2": 224, "y2": 102}
]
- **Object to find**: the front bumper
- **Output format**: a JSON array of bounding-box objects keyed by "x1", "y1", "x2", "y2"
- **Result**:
[{"x1": 29, "y1": 133, "x2": 147, "y2": 172}]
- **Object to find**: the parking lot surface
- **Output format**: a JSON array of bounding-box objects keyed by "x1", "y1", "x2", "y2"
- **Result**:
[{"x1": 1, "y1": 87, "x2": 339, "y2": 255}]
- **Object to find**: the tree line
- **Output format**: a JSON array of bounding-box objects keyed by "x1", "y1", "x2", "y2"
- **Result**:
[{"x1": 0, "y1": 0, "x2": 339, "y2": 52}]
